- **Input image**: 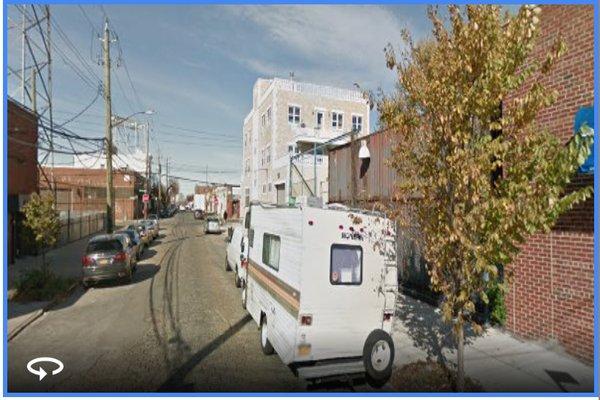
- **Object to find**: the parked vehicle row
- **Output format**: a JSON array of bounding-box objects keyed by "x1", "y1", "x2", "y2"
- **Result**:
[
  {"x1": 224, "y1": 202, "x2": 398, "y2": 387},
  {"x1": 160, "y1": 205, "x2": 178, "y2": 218},
  {"x1": 82, "y1": 217, "x2": 162, "y2": 288}
]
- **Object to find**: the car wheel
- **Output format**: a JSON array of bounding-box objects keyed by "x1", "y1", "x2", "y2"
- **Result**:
[
  {"x1": 225, "y1": 255, "x2": 232, "y2": 271},
  {"x1": 363, "y1": 329, "x2": 394, "y2": 386},
  {"x1": 260, "y1": 316, "x2": 275, "y2": 355},
  {"x1": 82, "y1": 280, "x2": 91, "y2": 289}
]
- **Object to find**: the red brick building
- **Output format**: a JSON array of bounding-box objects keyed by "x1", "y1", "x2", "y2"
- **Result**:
[
  {"x1": 40, "y1": 167, "x2": 145, "y2": 222},
  {"x1": 504, "y1": 5, "x2": 594, "y2": 363},
  {"x1": 328, "y1": 5, "x2": 594, "y2": 363},
  {"x1": 7, "y1": 99, "x2": 39, "y2": 263}
]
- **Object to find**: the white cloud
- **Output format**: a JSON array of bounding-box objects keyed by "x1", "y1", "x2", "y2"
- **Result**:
[{"x1": 226, "y1": 5, "x2": 409, "y2": 89}]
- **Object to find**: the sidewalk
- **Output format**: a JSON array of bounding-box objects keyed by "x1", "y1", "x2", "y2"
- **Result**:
[
  {"x1": 392, "y1": 293, "x2": 594, "y2": 392},
  {"x1": 7, "y1": 221, "x2": 134, "y2": 339}
]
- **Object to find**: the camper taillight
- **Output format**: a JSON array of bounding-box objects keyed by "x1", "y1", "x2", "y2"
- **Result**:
[{"x1": 300, "y1": 314, "x2": 313, "y2": 326}]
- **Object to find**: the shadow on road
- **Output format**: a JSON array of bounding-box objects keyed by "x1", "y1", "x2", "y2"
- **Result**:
[{"x1": 158, "y1": 314, "x2": 253, "y2": 391}]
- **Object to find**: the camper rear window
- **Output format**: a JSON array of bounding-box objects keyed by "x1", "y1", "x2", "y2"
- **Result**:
[
  {"x1": 262, "y1": 233, "x2": 281, "y2": 270},
  {"x1": 330, "y1": 244, "x2": 362, "y2": 285}
]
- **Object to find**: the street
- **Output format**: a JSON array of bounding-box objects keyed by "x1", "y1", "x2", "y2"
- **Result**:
[{"x1": 8, "y1": 213, "x2": 304, "y2": 392}]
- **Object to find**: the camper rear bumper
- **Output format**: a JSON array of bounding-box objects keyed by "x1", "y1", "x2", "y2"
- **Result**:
[{"x1": 292, "y1": 358, "x2": 365, "y2": 380}]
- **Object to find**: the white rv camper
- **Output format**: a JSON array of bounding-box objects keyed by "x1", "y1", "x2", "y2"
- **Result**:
[{"x1": 242, "y1": 202, "x2": 398, "y2": 385}]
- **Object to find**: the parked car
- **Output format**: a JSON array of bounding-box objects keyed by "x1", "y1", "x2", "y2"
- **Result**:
[
  {"x1": 82, "y1": 234, "x2": 136, "y2": 287},
  {"x1": 225, "y1": 225, "x2": 248, "y2": 288},
  {"x1": 128, "y1": 223, "x2": 150, "y2": 247},
  {"x1": 205, "y1": 215, "x2": 221, "y2": 234},
  {"x1": 119, "y1": 228, "x2": 143, "y2": 260},
  {"x1": 148, "y1": 214, "x2": 160, "y2": 231},
  {"x1": 143, "y1": 219, "x2": 159, "y2": 239},
  {"x1": 194, "y1": 210, "x2": 205, "y2": 220}
]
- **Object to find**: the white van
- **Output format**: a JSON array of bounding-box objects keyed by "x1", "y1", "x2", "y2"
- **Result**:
[
  {"x1": 225, "y1": 225, "x2": 248, "y2": 288},
  {"x1": 242, "y1": 202, "x2": 397, "y2": 385}
]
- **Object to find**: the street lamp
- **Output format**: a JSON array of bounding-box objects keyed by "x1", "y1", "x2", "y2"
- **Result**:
[{"x1": 111, "y1": 109, "x2": 155, "y2": 128}]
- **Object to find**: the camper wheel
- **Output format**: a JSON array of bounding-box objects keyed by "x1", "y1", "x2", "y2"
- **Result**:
[
  {"x1": 260, "y1": 316, "x2": 275, "y2": 355},
  {"x1": 241, "y1": 285, "x2": 247, "y2": 309},
  {"x1": 363, "y1": 329, "x2": 394, "y2": 387}
]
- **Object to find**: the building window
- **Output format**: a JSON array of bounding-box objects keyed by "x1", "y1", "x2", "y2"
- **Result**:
[
  {"x1": 261, "y1": 114, "x2": 266, "y2": 127},
  {"x1": 352, "y1": 115, "x2": 362, "y2": 132},
  {"x1": 267, "y1": 107, "x2": 272, "y2": 124},
  {"x1": 262, "y1": 233, "x2": 281, "y2": 271},
  {"x1": 316, "y1": 110, "x2": 324, "y2": 128},
  {"x1": 330, "y1": 244, "x2": 362, "y2": 285},
  {"x1": 288, "y1": 106, "x2": 300, "y2": 124},
  {"x1": 262, "y1": 184, "x2": 266, "y2": 193},
  {"x1": 332, "y1": 112, "x2": 343, "y2": 129}
]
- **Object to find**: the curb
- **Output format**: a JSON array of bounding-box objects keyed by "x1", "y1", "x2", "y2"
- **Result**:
[{"x1": 7, "y1": 281, "x2": 80, "y2": 342}]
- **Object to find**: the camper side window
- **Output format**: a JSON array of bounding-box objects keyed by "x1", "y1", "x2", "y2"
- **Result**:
[
  {"x1": 262, "y1": 233, "x2": 281, "y2": 271},
  {"x1": 330, "y1": 244, "x2": 362, "y2": 285}
]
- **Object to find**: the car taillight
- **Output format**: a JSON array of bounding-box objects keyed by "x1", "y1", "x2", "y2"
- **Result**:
[
  {"x1": 82, "y1": 256, "x2": 93, "y2": 267},
  {"x1": 241, "y1": 259, "x2": 248, "y2": 269},
  {"x1": 113, "y1": 252, "x2": 127, "y2": 262},
  {"x1": 300, "y1": 314, "x2": 313, "y2": 326}
]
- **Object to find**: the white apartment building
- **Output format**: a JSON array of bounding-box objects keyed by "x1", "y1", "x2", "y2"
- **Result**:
[{"x1": 241, "y1": 78, "x2": 370, "y2": 212}]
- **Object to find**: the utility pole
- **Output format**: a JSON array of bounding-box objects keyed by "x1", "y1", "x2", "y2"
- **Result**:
[
  {"x1": 166, "y1": 157, "x2": 169, "y2": 205},
  {"x1": 144, "y1": 123, "x2": 150, "y2": 219},
  {"x1": 158, "y1": 155, "x2": 162, "y2": 217},
  {"x1": 102, "y1": 17, "x2": 114, "y2": 233},
  {"x1": 31, "y1": 67, "x2": 36, "y2": 113},
  {"x1": 21, "y1": 12, "x2": 26, "y2": 104},
  {"x1": 46, "y1": 5, "x2": 55, "y2": 202}
]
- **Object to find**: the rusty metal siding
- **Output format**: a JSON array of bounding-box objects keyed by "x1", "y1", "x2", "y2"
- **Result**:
[{"x1": 327, "y1": 129, "x2": 397, "y2": 204}]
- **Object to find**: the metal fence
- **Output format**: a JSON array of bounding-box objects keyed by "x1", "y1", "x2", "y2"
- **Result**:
[{"x1": 57, "y1": 210, "x2": 106, "y2": 246}]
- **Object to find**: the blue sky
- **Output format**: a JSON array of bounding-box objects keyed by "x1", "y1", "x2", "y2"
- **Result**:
[{"x1": 8, "y1": 5, "x2": 443, "y2": 194}]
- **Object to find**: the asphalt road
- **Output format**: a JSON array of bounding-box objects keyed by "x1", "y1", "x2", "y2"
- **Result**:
[{"x1": 7, "y1": 213, "x2": 306, "y2": 393}]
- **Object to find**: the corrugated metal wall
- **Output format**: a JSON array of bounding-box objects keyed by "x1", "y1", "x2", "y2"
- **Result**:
[{"x1": 328, "y1": 129, "x2": 398, "y2": 204}]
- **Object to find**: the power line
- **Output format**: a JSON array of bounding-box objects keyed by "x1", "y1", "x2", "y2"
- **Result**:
[
  {"x1": 8, "y1": 135, "x2": 101, "y2": 155},
  {"x1": 55, "y1": 86, "x2": 102, "y2": 128},
  {"x1": 160, "y1": 123, "x2": 240, "y2": 139}
]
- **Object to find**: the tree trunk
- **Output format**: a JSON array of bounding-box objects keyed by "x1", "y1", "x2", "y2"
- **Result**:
[{"x1": 456, "y1": 322, "x2": 465, "y2": 391}]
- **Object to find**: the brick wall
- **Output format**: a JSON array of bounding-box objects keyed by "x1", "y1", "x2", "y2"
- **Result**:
[
  {"x1": 8, "y1": 100, "x2": 38, "y2": 196},
  {"x1": 41, "y1": 167, "x2": 144, "y2": 221},
  {"x1": 505, "y1": 5, "x2": 594, "y2": 363}
]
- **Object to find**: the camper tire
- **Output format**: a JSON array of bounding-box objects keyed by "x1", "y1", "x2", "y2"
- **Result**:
[
  {"x1": 363, "y1": 329, "x2": 394, "y2": 387},
  {"x1": 241, "y1": 285, "x2": 247, "y2": 309},
  {"x1": 260, "y1": 316, "x2": 275, "y2": 355}
]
